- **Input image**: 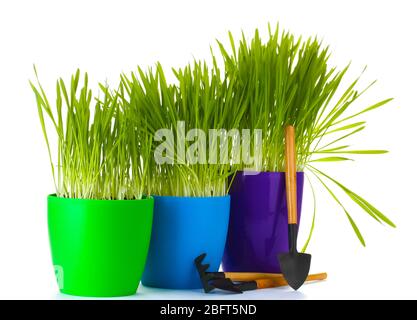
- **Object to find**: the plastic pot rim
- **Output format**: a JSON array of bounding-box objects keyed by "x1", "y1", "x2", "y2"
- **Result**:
[{"x1": 47, "y1": 194, "x2": 153, "y2": 202}]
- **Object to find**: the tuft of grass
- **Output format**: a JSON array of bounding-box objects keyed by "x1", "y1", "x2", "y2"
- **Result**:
[
  {"x1": 31, "y1": 67, "x2": 151, "y2": 200},
  {"x1": 216, "y1": 24, "x2": 392, "y2": 172},
  {"x1": 121, "y1": 61, "x2": 245, "y2": 196}
]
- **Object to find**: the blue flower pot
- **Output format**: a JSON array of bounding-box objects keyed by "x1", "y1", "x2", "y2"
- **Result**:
[{"x1": 141, "y1": 195, "x2": 230, "y2": 289}]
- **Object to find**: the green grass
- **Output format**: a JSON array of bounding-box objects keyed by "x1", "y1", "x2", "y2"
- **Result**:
[
  {"x1": 216, "y1": 24, "x2": 391, "y2": 172},
  {"x1": 31, "y1": 67, "x2": 151, "y2": 200},
  {"x1": 121, "y1": 61, "x2": 245, "y2": 196}
]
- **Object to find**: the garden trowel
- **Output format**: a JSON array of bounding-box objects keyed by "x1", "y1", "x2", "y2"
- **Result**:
[{"x1": 278, "y1": 125, "x2": 311, "y2": 290}]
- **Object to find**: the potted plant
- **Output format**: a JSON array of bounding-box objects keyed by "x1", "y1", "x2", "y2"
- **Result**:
[
  {"x1": 216, "y1": 25, "x2": 396, "y2": 273},
  {"x1": 121, "y1": 62, "x2": 245, "y2": 289},
  {"x1": 31, "y1": 68, "x2": 154, "y2": 297}
]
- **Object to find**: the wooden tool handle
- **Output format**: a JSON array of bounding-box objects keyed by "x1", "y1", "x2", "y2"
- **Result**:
[
  {"x1": 225, "y1": 272, "x2": 327, "y2": 282},
  {"x1": 285, "y1": 125, "x2": 297, "y2": 224},
  {"x1": 255, "y1": 278, "x2": 288, "y2": 289}
]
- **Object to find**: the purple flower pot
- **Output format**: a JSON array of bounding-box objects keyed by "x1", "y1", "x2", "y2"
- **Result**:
[{"x1": 222, "y1": 171, "x2": 304, "y2": 273}]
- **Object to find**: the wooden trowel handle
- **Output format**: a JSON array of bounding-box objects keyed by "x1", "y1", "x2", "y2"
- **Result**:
[
  {"x1": 285, "y1": 125, "x2": 297, "y2": 225},
  {"x1": 255, "y1": 272, "x2": 327, "y2": 289}
]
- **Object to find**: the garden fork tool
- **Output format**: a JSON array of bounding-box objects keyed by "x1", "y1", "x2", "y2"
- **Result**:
[{"x1": 195, "y1": 253, "x2": 325, "y2": 293}]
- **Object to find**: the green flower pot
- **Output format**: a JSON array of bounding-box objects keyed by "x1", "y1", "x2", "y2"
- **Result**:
[{"x1": 47, "y1": 194, "x2": 153, "y2": 297}]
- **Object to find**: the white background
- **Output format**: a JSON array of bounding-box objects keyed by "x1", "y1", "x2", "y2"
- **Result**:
[{"x1": 0, "y1": 0, "x2": 415, "y2": 300}]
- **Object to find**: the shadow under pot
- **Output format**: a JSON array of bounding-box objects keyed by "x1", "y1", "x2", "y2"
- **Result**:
[
  {"x1": 222, "y1": 171, "x2": 304, "y2": 273},
  {"x1": 141, "y1": 195, "x2": 230, "y2": 289},
  {"x1": 47, "y1": 195, "x2": 154, "y2": 297}
]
